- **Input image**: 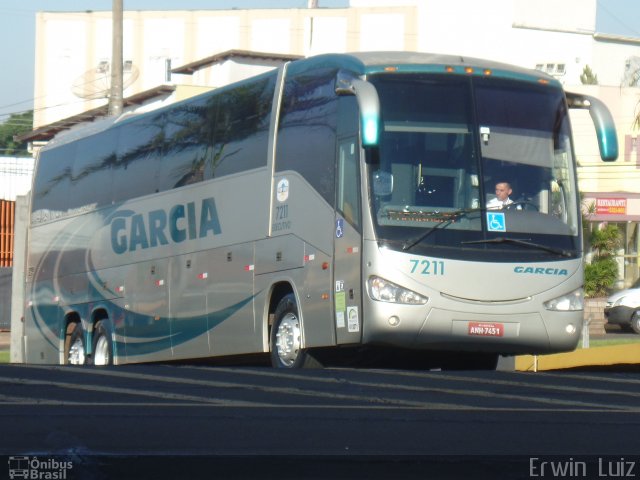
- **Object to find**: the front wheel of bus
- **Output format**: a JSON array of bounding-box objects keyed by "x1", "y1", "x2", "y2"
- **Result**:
[
  {"x1": 92, "y1": 320, "x2": 113, "y2": 366},
  {"x1": 270, "y1": 294, "x2": 321, "y2": 368},
  {"x1": 442, "y1": 352, "x2": 499, "y2": 371},
  {"x1": 65, "y1": 322, "x2": 86, "y2": 366}
]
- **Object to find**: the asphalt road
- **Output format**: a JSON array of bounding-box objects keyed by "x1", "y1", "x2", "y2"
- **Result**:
[{"x1": 1, "y1": 363, "x2": 639, "y2": 479}]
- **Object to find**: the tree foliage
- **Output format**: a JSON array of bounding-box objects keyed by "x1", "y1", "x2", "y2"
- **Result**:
[
  {"x1": 580, "y1": 65, "x2": 598, "y2": 85},
  {"x1": 584, "y1": 224, "x2": 621, "y2": 297},
  {"x1": 0, "y1": 110, "x2": 33, "y2": 157}
]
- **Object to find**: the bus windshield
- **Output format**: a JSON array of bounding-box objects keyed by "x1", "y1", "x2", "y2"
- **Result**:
[{"x1": 367, "y1": 73, "x2": 580, "y2": 261}]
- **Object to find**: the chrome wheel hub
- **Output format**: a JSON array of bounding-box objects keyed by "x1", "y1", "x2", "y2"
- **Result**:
[
  {"x1": 275, "y1": 313, "x2": 301, "y2": 367},
  {"x1": 93, "y1": 335, "x2": 110, "y2": 366},
  {"x1": 68, "y1": 337, "x2": 85, "y2": 365}
]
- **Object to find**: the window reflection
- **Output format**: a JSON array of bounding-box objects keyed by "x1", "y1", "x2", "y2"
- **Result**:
[
  {"x1": 276, "y1": 68, "x2": 339, "y2": 206},
  {"x1": 33, "y1": 71, "x2": 276, "y2": 217}
]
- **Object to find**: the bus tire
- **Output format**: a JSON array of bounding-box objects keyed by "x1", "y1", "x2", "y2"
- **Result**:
[
  {"x1": 92, "y1": 320, "x2": 114, "y2": 366},
  {"x1": 270, "y1": 294, "x2": 321, "y2": 368},
  {"x1": 66, "y1": 322, "x2": 87, "y2": 366},
  {"x1": 442, "y1": 352, "x2": 499, "y2": 371}
]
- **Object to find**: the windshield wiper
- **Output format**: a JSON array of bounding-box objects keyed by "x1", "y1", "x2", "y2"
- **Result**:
[
  {"x1": 402, "y1": 208, "x2": 484, "y2": 251},
  {"x1": 461, "y1": 237, "x2": 574, "y2": 258}
]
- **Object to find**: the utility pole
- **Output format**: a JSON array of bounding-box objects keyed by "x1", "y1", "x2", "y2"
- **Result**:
[
  {"x1": 308, "y1": 0, "x2": 318, "y2": 51},
  {"x1": 108, "y1": 0, "x2": 123, "y2": 116}
]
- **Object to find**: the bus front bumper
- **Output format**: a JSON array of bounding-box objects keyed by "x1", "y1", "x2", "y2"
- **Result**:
[{"x1": 362, "y1": 304, "x2": 582, "y2": 356}]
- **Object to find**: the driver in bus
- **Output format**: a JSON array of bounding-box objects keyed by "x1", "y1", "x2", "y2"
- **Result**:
[{"x1": 486, "y1": 181, "x2": 514, "y2": 209}]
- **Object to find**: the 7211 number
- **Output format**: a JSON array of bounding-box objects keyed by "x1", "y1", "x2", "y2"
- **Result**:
[{"x1": 409, "y1": 259, "x2": 445, "y2": 275}]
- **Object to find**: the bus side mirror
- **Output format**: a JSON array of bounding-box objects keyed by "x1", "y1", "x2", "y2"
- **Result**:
[
  {"x1": 372, "y1": 170, "x2": 393, "y2": 196},
  {"x1": 566, "y1": 92, "x2": 618, "y2": 162},
  {"x1": 336, "y1": 75, "x2": 381, "y2": 148}
]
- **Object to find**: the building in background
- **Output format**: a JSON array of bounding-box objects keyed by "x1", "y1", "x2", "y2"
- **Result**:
[
  {"x1": 29, "y1": 4, "x2": 419, "y2": 129},
  {"x1": 0, "y1": 156, "x2": 34, "y2": 329},
  {"x1": 0, "y1": 157, "x2": 34, "y2": 203},
  {"x1": 14, "y1": 0, "x2": 640, "y2": 288},
  {"x1": 0, "y1": 156, "x2": 34, "y2": 268}
]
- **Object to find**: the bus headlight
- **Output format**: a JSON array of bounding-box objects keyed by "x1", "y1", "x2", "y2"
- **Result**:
[
  {"x1": 544, "y1": 288, "x2": 584, "y2": 311},
  {"x1": 367, "y1": 276, "x2": 428, "y2": 305}
]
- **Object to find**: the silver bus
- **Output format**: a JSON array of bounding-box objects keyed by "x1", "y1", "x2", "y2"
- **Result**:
[{"x1": 23, "y1": 52, "x2": 618, "y2": 368}]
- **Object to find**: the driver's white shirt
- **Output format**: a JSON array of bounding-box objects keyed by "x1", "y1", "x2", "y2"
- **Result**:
[{"x1": 486, "y1": 197, "x2": 513, "y2": 209}]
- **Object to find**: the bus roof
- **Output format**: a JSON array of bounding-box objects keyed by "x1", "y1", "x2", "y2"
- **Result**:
[
  {"x1": 41, "y1": 51, "x2": 559, "y2": 152},
  {"x1": 287, "y1": 51, "x2": 560, "y2": 87}
]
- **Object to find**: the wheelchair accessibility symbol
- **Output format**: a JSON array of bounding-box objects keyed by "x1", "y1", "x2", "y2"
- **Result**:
[
  {"x1": 487, "y1": 212, "x2": 506, "y2": 232},
  {"x1": 336, "y1": 218, "x2": 344, "y2": 238}
]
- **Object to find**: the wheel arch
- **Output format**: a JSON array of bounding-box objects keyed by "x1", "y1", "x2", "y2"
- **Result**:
[
  {"x1": 63, "y1": 311, "x2": 82, "y2": 332},
  {"x1": 62, "y1": 311, "x2": 85, "y2": 365},
  {"x1": 268, "y1": 282, "x2": 296, "y2": 320},
  {"x1": 264, "y1": 281, "x2": 299, "y2": 351},
  {"x1": 89, "y1": 305, "x2": 113, "y2": 355},
  {"x1": 267, "y1": 284, "x2": 322, "y2": 368},
  {"x1": 63, "y1": 311, "x2": 82, "y2": 350}
]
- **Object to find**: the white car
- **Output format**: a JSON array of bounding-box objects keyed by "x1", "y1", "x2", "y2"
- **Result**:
[{"x1": 604, "y1": 279, "x2": 640, "y2": 334}]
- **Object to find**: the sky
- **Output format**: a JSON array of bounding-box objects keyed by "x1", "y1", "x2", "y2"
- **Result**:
[
  {"x1": 0, "y1": 0, "x2": 349, "y2": 122},
  {"x1": 0, "y1": 0, "x2": 639, "y2": 123}
]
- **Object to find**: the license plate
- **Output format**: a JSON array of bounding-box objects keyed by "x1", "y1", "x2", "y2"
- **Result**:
[{"x1": 468, "y1": 322, "x2": 504, "y2": 337}]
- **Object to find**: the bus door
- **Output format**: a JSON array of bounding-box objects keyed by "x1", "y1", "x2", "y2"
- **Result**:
[{"x1": 334, "y1": 137, "x2": 363, "y2": 344}]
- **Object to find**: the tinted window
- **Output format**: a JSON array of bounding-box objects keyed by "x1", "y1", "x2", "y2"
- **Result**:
[
  {"x1": 160, "y1": 96, "x2": 214, "y2": 190},
  {"x1": 32, "y1": 143, "x2": 76, "y2": 213},
  {"x1": 112, "y1": 113, "x2": 164, "y2": 203},
  {"x1": 158, "y1": 74, "x2": 275, "y2": 189},
  {"x1": 475, "y1": 80, "x2": 579, "y2": 238},
  {"x1": 337, "y1": 96, "x2": 361, "y2": 228},
  {"x1": 367, "y1": 73, "x2": 580, "y2": 261},
  {"x1": 211, "y1": 75, "x2": 274, "y2": 178},
  {"x1": 276, "y1": 68, "x2": 338, "y2": 205},
  {"x1": 35, "y1": 73, "x2": 277, "y2": 211},
  {"x1": 72, "y1": 130, "x2": 117, "y2": 209}
]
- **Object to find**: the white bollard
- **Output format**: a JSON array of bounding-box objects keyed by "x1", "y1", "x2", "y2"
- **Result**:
[{"x1": 582, "y1": 315, "x2": 591, "y2": 349}]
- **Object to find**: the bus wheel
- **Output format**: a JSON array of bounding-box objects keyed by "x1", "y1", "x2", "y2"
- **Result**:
[
  {"x1": 92, "y1": 320, "x2": 113, "y2": 366},
  {"x1": 66, "y1": 322, "x2": 86, "y2": 366},
  {"x1": 442, "y1": 352, "x2": 499, "y2": 371},
  {"x1": 270, "y1": 294, "x2": 320, "y2": 368}
]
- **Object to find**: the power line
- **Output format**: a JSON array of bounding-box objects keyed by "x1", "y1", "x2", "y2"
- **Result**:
[
  {"x1": 0, "y1": 96, "x2": 106, "y2": 124},
  {"x1": 0, "y1": 69, "x2": 119, "y2": 119}
]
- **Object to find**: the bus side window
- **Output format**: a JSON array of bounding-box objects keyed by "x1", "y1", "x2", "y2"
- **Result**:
[{"x1": 338, "y1": 139, "x2": 360, "y2": 228}]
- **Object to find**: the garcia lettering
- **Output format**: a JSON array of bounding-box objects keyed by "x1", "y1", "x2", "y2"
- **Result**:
[
  {"x1": 514, "y1": 266, "x2": 568, "y2": 276},
  {"x1": 111, "y1": 197, "x2": 221, "y2": 254}
]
